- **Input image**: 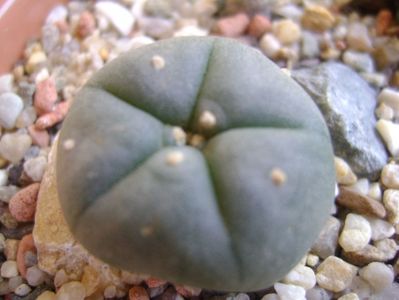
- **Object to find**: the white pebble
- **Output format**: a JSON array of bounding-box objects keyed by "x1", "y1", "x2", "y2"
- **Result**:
[
  {"x1": 151, "y1": 55, "x2": 166, "y2": 70},
  {"x1": 259, "y1": 33, "x2": 281, "y2": 59},
  {"x1": 361, "y1": 72, "x2": 387, "y2": 88},
  {"x1": 337, "y1": 293, "x2": 359, "y2": 300},
  {"x1": 346, "y1": 22, "x2": 372, "y2": 51},
  {"x1": 165, "y1": 151, "x2": 184, "y2": 166},
  {"x1": 339, "y1": 213, "x2": 371, "y2": 252},
  {"x1": 24, "y1": 156, "x2": 47, "y2": 182},
  {"x1": 0, "y1": 185, "x2": 19, "y2": 203},
  {"x1": 343, "y1": 50, "x2": 374, "y2": 73},
  {"x1": 347, "y1": 276, "x2": 372, "y2": 299},
  {"x1": 378, "y1": 88, "x2": 399, "y2": 117},
  {"x1": 172, "y1": 127, "x2": 186, "y2": 146},
  {"x1": 375, "y1": 103, "x2": 394, "y2": 120},
  {"x1": 26, "y1": 265, "x2": 46, "y2": 286},
  {"x1": 0, "y1": 170, "x2": 7, "y2": 187},
  {"x1": 376, "y1": 119, "x2": 399, "y2": 157},
  {"x1": 368, "y1": 182, "x2": 382, "y2": 201},
  {"x1": 274, "y1": 282, "x2": 306, "y2": 300},
  {"x1": 282, "y1": 264, "x2": 316, "y2": 289},
  {"x1": 348, "y1": 178, "x2": 369, "y2": 195},
  {"x1": 56, "y1": 281, "x2": 86, "y2": 300},
  {"x1": 14, "y1": 283, "x2": 31, "y2": 296},
  {"x1": 306, "y1": 254, "x2": 319, "y2": 267},
  {"x1": 366, "y1": 217, "x2": 395, "y2": 241},
  {"x1": 45, "y1": 5, "x2": 68, "y2": 24},
  {"x1": 95, "y1": 1, "x2": 135, "y2": 36},
  {"x1": 272, "y1": 19, "x2": 302, "y2": 45},
  {"x1": 0, "y1": 93, "x2": 23, "y2": 129},
  {"x1": 8, "y1": 276, "x2": 23, "y2": 291},
  {"x1": 359, "y1": 262, "x2": 394, "y2": 292},
  {"x1": 316, "y1": 256, "x2": 358, "y2": 292},
  {"x1": 34, "y1": 68, "x2": 50, "y2": 84},
  {"x1": 54, "y1": 269, "x2": 68, "y2": 289},
  {"x1": 174, "y1": 25, "x2": 208, "y2": 37},
  {"x1": 381, "y1": 163, "x2": 399, "y2": 189},
  {"x1": 334, "y1": 157, "x2": 357, "y2": 185},
  {"x1": 0, "y1": 74, "x2": 13, "y2": 94},
  {"x1": 383, "y1": 189, "x2": 399, "y2": 224},
  {"x1": 1, "y1": 261, "x2": 18, "y2": 278},
  {"x1": 0, "y1": 133, "x2": 32, "y2": 163},
  {"x1": 128, "y1": 36, "x2": 155, "y2": 50}
]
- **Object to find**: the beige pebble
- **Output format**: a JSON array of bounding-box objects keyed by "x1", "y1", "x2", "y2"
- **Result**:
[
  {"x1": 151, "y1": 55, "x2": 165, "y2": 70},
  {"x1": 37, "y1": 291, "x2": 56, "y2": 300},
  {"x1": 199, "y1": 110, "x2": 216, "y2": 129},
  {"x1": 81, "y1": 265, "x2": 100, "y2": 297},
  {"x1": 346, "y1": 22, "x2": 372, "y2": 52},
  {"x1": 26, "y1": 52, "x2": 47, "y2": 74},
  {"x1": 282, "y1": 264, "x2": 316, "y2": 289},
  {"x1": 383, "y1": 189, "x2": 399, "y2": 224},
  {"x1": 274, "y1": 282, "x2": 306, "y2": 300},
  {"x1": 306, "y1": 254, "x2": 319, "y2": 267},
  {"x1": 172, "y1": 127, "x2": 186, "y2": 146},
  {"x1": 311, "y1": 216, "x2": 341, "y2": 259},
  {"x1": 301, "y1": 5, "x2": 336, "y2": 32},
  {"x1": 259, "y1": 33, "x2": 281, "y2": 59},
  {"x1": 378, "y1": 88, "x2": 399, "y2": 117},
  {"x1": 165, "y1": 151, "x2": 184, "y2": 166},
  {"x1": 56, "y1": 281, "x2": 86, "y2": 300},
  {"x1": 381, "y1": 163, "x2": 399, "y2": 189},
  {"x1": 339, "y1": 213, "x2": 371, "y2": 252},
  {"x1": 335, "y1": 157, "x2": 357, "y2": 185},
  {"x1": 368, "y1": 182, "x2": 382, "y2": 201},
  {"x1": 1, "y1": 260, "x2": 18, "y2": 278},
  {"x1": 316, "y1": 256, "x2": 358, "y2": 292},
  {"x1": 337, "y1": 293, "x2": 359, "y2": 300},
  {"x1": 272, "y1": 19, "x2": 301, "y2": 45},
  {"x1": 213, "y1": 13, "x2": 250, "y2": 38},
  {"x1": 4, "y1": 239, "x2": 19, "y2": 260},
  {"x1": 375, "y1": 103, "x2": 394, "y2": 120},
  {"x1": 376, "y1": 119, "x2": 399, "y2": 157}
]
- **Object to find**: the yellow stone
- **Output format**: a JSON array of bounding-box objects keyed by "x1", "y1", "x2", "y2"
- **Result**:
[{"x1": 33, "y1": 140, "x2": 144, "y2": 295}]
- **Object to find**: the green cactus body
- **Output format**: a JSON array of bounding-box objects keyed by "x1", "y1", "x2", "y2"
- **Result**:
[{"x1": 56, "y1": 36, "x2": 335, "y2": 291}]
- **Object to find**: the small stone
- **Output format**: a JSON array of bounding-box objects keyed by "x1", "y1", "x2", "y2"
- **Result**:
[
  {"x1": 26, "y1": 265, "x2": 46, "y2": 286},
  {"x1": 4, "y1": 239, "x2": 19, "y2": 260},
  {"x1": 376, "y1": 119, "x2": 399, "y2": 156},
  {"x1": 24, "y1": 251, "x2": 38, "y2": 267},
  {"x1": 129, "y1": 286, "x2": 149, "y2": 300},
  {"x1": 95, "y1": 1, "x2": 135, "y2": 36},
  {"x1": 28, "y1": 126, "x2": 50, "y2": 148},
  {"x1": 337, "y1": 293, "x2": 359, "y2": 300},
  {"x1": 305, "y1": 286, "x2": 332, "y2": 300},
  {"x1": 359, "y1": 262, "x2": 394, "y2": 292},
  {"x1": 274, "y1": 282, "x2": 306, "y2": 300},
  {"x1": 343, "y1": 51, "x2": 374, "y2": 73},
  {"x1": 360, "y1": 72, "x2": 387, "y2": 88},
  {"x1": 9, "y1": 183, "x2": 40, "y2": 222},
  {"x1": 259, "y1": 33, "x2": 281, "y2": 59},
  {"x1": 346, "y1": 23, "x2": 372, "y2": 52},
  {"x1": 311, "y1": 216, "x2": 341, "y2": 259},
  {"x1": 339, "y1": 213, "x2": 371, "y2": 252},
  {"x1": 301, "y1": 31, "x2": 319, "y2": 59},
  {"x1": 336, "y1": 187, "x2": 386, "y2": 218},
  {"x1": 348, "y1": 178, "x2": 369, "y2": 195},
  {"x1": 343, "y1": 238, "x2": 397, "y2": 266},
  {"x1": 0, "y1": 170, "x2": 7, "y2": 187},
  {"x1": 76, "y1": 11, "x2": 96, "y2": 38},
  {"x1": 334, "y1": 157, "x2": 357, "y2": 185},
  {"x1": 213, "y1": 13, "x2": 250, "y2": 38},
  {"x1": 301, "y1": 5, "x2": 335, "y2": 32},
  {"x1": 372, "y1": 282, "x2": 399, "y2": 299},
  {"x1": 0, "y1": 74, "x2": 14, "y2": 94},
  {"x1": 0, "y1": 185, "x2": 19, "y2": 203},
  {"x1": 0, "y1": 233, "x2": 4, "y2": 251},
  {"x1": 37, "y1": 291, "x2": 56, "y2": 300},
  {"x1": 54, "y1": 269, "x2": 68, "y2": 289},
  {"x1": 35, "y1": 101, "x2": 70, "y2": 130},
  {"x1": 316, "y1": 256, "x2": 358, "y2": 292},
  {"x1": 261, "y1": 294, "x2": 279, "y2": 300},
  {"x1": 34, "y1": 78, "x2": 57, "y2": 116},
  {"x1": 14, "y1": 283, "x2": 31, "y2": 296},
  {"x1": 378, "y1": 88, "x2": 399, "y2": 117},
  {"x1": 0, "y1": 211, "x2": 18, "y2": 229},
  {"x1": 16, "y1": 234, "x2": 36, "y2": 277},
  {"x1": 174, "y1": 25, "x2": 208, "y2": 37},
  {"x1": 247, "y1": 14, "x2": 271, "y2": 38},
  {"x1": 383, "y1": 189, "x2": 399, "y2": 224},
  {"x1": 16, "y1": 107, "x2": 37, "y2": 129},
  {"x1": 8, "y1": 275, "x2": 24, "y2": 291},
  {"x1": 35, "y1": 68, "x2": 50, "y2": 84},
  {"x1": 375, "y1": 103, "x2": 394, "y2": 121},
  {"x1": 26, "y1": 52, "x2": 47, "y2": 74},
  {"x1": 81, "y1": 265, "x2": 100, "y2": 297},
  {"x1": 368, "y1": 182, "x2": 382, "y2": 201},
  {"x1": 0, "y1": 280, "x2": 10, "y2": 295},
  {"x1": 46, "y1": 5, "x2": 68, "y2": 24},
  {"x1": 1, "y1": 261, "x2": 18, "y2": 278},
  {"x1": 0, "y1": 133, "x2": 32, "y2": 163},
  {"x1": 376, "y1": 9, "x2": 393, "y2": 36},
  {"x1": 199, "y1": 110, "x2": 216, "y2": 129},
  {"x1": 24, "y1": 156, "x2": 47, "y2": 182},
  {"x1": 381, "y1": 164, "x2": 399, "y2": 189},
  {"x1": 104, "y1": 285, "x2": 117, "y2": 298},
  {"x1": 347, "y1": 276, "x2": 372, "y2": 299},
  {"x1": 175, "y1": 285, "x2": 201, "y2": 298},
  {"x1": 145, "y1": 278, "x2": 167, "y2": 288},
  {"x1": 366, "y1": 217, "x2": 395, "y2": 241},
  {"x1": 282, "y1": 264, "x2": 316, "y2": 289},
  {"x1": 272, "y1": 19, "x2": 301, "y2": 45},
  {"x1": 0, "y1": 93, "x2": 23, "y2": 129},
  {"x1": 306, "y1": 254, "x2": 319, "y2": 267},
  {"x1": 138, "y1": 17, "x2": 174, "y2": 39},
  {"x1": 56, "y1": 281, "x2": 86, "y2": 300}
]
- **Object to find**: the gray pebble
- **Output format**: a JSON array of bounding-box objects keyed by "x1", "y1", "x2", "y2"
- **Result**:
[
  {"x1": 0, "y1": 93, "x2": 23, "y2": 129},
  {"x1": 343, "y1": 50, "x2": 374, "y2": 73}
]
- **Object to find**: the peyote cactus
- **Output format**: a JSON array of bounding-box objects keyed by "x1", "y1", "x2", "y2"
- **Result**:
[{"x1": 56, "y1": 37, "x2": 335, "y2": 291}]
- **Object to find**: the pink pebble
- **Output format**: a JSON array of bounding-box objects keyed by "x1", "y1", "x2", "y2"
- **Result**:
[
  {"x1": 28, "y1": 125, "x2": 50, "y2": 148},
  {"x1": 9, "y1": 183, "x2": 40, "y2": 222},
  {"x1": 247, "y1": 14, "x2": 271, "y2": 38},
  {"x1": 213, "y1": 13, "x2": 250, "y2": 37},
  {"x1": 145, "y1": 278, "x2": 167, "y2": 288},
  {"x1": 34, "y1": 78, "x2": 58, "y2": 115},
  {"x1": 35, "y1": 100, "x2": 70, "y2": 130}
]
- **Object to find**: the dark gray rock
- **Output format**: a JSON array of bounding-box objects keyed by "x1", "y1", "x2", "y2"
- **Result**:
[{"x1": 292, "y1": 62, "x2": 388, "y2": 179}]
